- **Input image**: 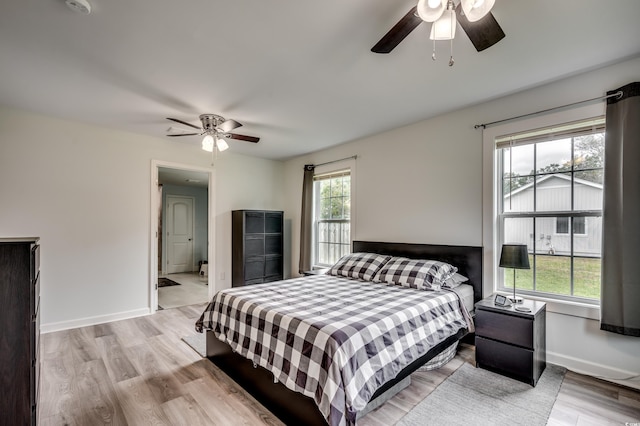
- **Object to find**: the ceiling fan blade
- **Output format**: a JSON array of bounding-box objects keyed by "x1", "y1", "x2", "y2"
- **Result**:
[
  {"x1": 371, "y1": 6, "x2": 422, "y2": 54},
  {"x1": 218, "y1": 119, "x2": 243, "y2": 133},
  {"x1": 166, "y1": 117, "x2": 201, "y2": 130},
  {"x1": 455, "y1": 4, "x2": 505, "y2": 52},
  {"x1": 227, "y1": 133, "x2": 260, "y2": 143},
  {"x1": 166, "y1": 133, "x2": 200, "y2": 137}
]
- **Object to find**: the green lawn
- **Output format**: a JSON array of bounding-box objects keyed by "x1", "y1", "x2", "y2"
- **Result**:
[{"x1": 502, "y1": 254, "x2": 601, "y2": 300}]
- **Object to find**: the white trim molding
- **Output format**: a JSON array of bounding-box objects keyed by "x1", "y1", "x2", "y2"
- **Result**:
[
  {"x1": 547, "y1": 351, "x2": 640, "y2": 391},
  {"x1": 150, "y1": 159, "x2": 216, "y2": 313},
  {"x1": 41, "y1": 308, "x2": 150, "y2": 334}
]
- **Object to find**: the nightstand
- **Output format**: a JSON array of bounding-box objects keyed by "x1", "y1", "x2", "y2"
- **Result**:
[
  {"x1": 475, "y1": 295, "x2": 546, "y2": 386},
  {"x1": 303, "y1": 268, "x2": 329, "y2": 276}
]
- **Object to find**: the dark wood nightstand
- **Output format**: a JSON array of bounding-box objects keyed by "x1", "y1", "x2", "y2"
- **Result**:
[
  {"x1": 302, "y1": 268, "x2": 329, "y2": 276},
  {"x1": 475, "y1": 295, "x2": 546, "y2": 386}
]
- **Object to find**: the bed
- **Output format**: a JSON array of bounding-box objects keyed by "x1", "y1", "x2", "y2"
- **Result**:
[{"x1": 196, "y1": 241, "x2": 483, "y2": 426}]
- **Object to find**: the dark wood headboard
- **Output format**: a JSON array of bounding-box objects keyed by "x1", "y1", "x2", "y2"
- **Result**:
[{"x1": 352, "y1": 241, "x2": 483, "y2": 303}]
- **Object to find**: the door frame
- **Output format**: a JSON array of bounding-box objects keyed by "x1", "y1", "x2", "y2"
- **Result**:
[
  {"x1": 164, "y1": 195, "x2": 195, "y2": 274},
  {"x1": 150, "y1": 159, "x2": 215, "y2": 313}
]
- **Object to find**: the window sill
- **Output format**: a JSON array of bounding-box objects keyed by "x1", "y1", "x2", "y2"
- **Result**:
[{"x1": 495, "y1": 291, "x2": 600, "y2": 320}]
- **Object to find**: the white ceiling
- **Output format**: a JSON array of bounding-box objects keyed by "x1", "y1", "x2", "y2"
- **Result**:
[
  {"x1": 158, "y1": 167, "x2": 209, "y2": 189},
  {"x1": 1, "y1": 1, "x2": 639, "y2": 160}
]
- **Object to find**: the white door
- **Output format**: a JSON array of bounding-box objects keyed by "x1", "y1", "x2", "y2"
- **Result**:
[{"x1": 166, "y1": 196, "x2": 194, "y2": 273}]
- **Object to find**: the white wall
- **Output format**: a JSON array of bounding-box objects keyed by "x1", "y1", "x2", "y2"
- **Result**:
[
  {"x1": 0, "y1": 106, "x2": 284, "y2": 330},
  {"x1": 283, "y1": 109, "x2": 483, "y2": 259},
  {"x1": 212, "y1": 153, "x2": 288, "y2": 283},
  {"x1": 283, "y1": 56, "x2": 640, "y2": 388}
]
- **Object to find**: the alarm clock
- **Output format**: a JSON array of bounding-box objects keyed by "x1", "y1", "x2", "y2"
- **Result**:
[{"x1": 494, "y1": 294, "x2": 512, "y2": 307}]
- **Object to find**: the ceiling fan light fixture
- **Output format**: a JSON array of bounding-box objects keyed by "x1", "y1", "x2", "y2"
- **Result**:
[
  {"x1": 202, "y1": 134, "x2": 214, "y2": 152},
  {"x1": 417, "y1": 0, "x2": 445, "y2": 22},
  {"x1": 65, "y1": 0, "x2": 91, "y2": 14},
  {"x1": 461, "y1": 0, "x2": 495, "y2": 22},
  {"x1": 429, "y1": 9, "x2": 456, "y2": 40},
  {"x1": 217, "y1": 138, "x2": 229, "y2": 152}
]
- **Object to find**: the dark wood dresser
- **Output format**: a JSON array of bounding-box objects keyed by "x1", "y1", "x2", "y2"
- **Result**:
[
  {"x1": 232, "y1": 210, "x2": 284, "y2": 287},
  {"x1": 475, "y1": 295, "x2": 546, "y2": 386},
  {"x1": 0, "y1": 237, "x2": 40, "y2": 425}
]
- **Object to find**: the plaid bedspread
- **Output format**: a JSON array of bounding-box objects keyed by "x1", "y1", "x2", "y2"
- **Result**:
[{"x1": 196, "y1": 274, "x2": 472, "y2": 426}]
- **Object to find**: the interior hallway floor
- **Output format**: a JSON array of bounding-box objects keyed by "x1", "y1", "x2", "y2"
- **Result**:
[{"x1": 158, "y1": 272, "x2": 210, "y2": 310}]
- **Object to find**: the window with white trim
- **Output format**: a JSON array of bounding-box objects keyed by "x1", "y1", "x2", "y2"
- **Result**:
[
  {"x1": 497, "y1": 117, "x2": 604, "y2": 302},
  {"x1": 313, "y1": 169, "x2": 351, "y2": 267}
]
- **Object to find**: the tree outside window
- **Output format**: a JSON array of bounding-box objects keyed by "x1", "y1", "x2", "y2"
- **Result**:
[{"x1": 314, "y1": 171, "x2": 351, "y2": 267}]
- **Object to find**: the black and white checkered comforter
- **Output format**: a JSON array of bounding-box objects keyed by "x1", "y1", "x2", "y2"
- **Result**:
[{"x1": 196, "y1": 274, "x2": 472, "y2": 426}]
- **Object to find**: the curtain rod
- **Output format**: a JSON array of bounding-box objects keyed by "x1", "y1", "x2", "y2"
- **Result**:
[
  {"x1": 474, "y1": 91, "x2": 623, "y2": 130},
  {"x1": 313, "y1": 155, "x2": 358, "y2": 168}
]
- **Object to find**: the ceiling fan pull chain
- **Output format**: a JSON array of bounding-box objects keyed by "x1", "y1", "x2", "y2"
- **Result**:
[
  {"x1": 448, "y1": 8, "x2": 455, "y2": 66},
  {"x1": 432, "y1": 39, "x2": 437, "y2": 61},
  {"x1": 214, "y1": 135, "x2": 219, "y2": 165},
  {"x1": 449, "y1": 38, "x2": 455, "y2": 66}
]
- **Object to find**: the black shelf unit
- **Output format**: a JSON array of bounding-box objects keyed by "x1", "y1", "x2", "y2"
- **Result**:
[
  {"x1": 0, "y1": 237, "x2": 41, "y2": 426},
  {"x1": 232, "y1": 210, "x2": 283, "y2": 287}
]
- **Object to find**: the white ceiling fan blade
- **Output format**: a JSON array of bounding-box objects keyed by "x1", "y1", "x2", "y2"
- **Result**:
[
  {"x1": 167, "y1": 126, "x2": 199, "y2": 135},
  {"x1": 218, "y1": 119, "x2": 243, "y2": 133}
]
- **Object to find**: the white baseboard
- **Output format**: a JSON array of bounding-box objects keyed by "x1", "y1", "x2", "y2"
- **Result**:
[
  {"x1": 548, "y1": 350, "x2": 640, "y2": 390},
  {"x1": 41, "y1": 308, "x2": 151, "y2": 333}
]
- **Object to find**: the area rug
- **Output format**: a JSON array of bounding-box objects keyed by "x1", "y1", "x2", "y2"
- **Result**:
[
  {"x1": 398, "y1": 363, "x2": 566, "y2": 426},
  {"x1": 182, "y1": 334, "x2": 206, "y2": 357},
  {"x1": 158, "y1": 277, "x2": 181, "y2": 287}
]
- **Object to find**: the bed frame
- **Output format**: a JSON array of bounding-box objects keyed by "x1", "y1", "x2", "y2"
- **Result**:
[{"x1": 206, "y1": 241, "x2": 483, "y2": 425}]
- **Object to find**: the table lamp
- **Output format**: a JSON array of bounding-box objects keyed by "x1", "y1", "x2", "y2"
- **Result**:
[{"x1": 499, "y1": 244, "x2": 530, "y2": 305}]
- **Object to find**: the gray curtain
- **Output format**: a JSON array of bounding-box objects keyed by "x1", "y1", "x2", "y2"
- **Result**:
[
  {"x1": 299, "y1": 164, "x2": 315, "y2": 274},
  {"x1": 601, "y1": 82, "x2": 640, "y2": 337}
]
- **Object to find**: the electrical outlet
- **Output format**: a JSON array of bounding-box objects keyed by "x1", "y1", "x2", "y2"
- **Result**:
[{"x1": 219, "y1": 272, "x2": 225, "y2": 280}]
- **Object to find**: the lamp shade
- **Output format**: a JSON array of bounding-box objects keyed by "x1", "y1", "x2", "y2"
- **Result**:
[
  {"x1": 460, "y1": 0, "x2": 495, "y2": 22},
  {"x1": 499, "y1": 244, "x2": 530, "y2": 269},
  {"x1": 202, "y1": 134, "x2": 214, "y2": 152},
  {"x1": 429, "y1": 9, "x2": 456, "y2": 40},
  {"x1": 217, "y1": 137, "x2": 229, "y2": 152},
  {"x1": 417, "y1": 0, "x2": 445, "y2": 22}
]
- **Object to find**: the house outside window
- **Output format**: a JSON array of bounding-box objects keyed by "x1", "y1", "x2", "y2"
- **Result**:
[
  {"x1": 313, "y1": 169, "x2": 351, "y2": 267},
  {"x1": 497, "y1": 117, "x2": 604, "y2": 303}
]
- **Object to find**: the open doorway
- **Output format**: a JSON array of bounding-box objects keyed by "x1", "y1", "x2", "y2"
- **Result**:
[{"x1": 150, "y1": 161, "x2": 215, "y2": 312}]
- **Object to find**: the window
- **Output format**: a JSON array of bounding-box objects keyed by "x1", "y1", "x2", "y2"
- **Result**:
[
  {"x1": 556, "y1": 217, "x2": 569, "y2": 234},
  {"x1": 313, "y1": 169, "x2": 351, "y2": 267},
  {"x1": 555, "y1": 217, "x2": 586, "y2": 235},
  {"x1": 497, "y1": 117, "x2": 604, "y2": 302}
]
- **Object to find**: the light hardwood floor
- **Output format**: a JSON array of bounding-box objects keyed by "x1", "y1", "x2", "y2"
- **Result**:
[{"x1": 40, "y1": 303, "x2": 640, "y2": 425}]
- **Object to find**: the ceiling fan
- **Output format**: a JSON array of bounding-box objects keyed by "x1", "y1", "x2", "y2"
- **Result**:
[
  {"x1": 166, "y1": 114, "x2": 260, "y2": 153},
  {"x1": 371, "y1": 0, "x2": 505, "y2": 65}
]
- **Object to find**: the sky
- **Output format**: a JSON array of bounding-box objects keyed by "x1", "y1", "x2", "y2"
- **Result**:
[{"x1": 504, "y1": 137, "x2": 589, "y2": 176}]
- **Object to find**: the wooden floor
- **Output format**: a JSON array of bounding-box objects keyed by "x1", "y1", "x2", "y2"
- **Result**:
[{"x1": 40, "y1": 303, "x2": 640, "y2": 425}]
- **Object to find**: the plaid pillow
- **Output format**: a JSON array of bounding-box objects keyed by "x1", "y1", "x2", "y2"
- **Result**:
[
  {"x1": 442, "y1": 272, "x2": 469, "y2": 289},
  {"x1": 372, "y1": 257, "x2": 458, "y2": 290},
  {"x1": 327, "y1": 252, "x2": 392, "y2": 282}
]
